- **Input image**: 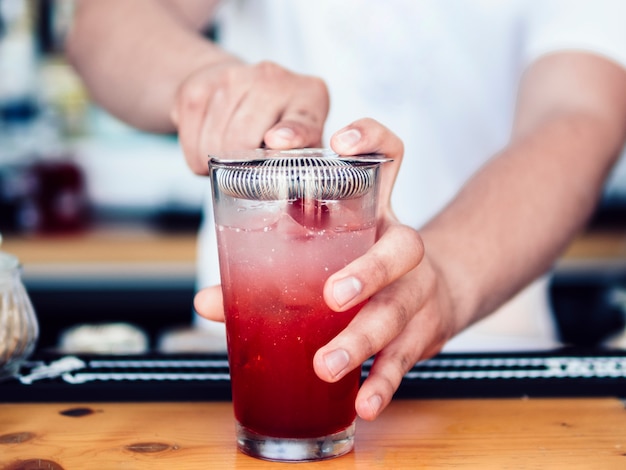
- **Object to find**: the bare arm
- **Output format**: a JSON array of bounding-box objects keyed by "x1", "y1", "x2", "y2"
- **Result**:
[
  {"x1": 66, "y1": 0, "x2": 229, "y2": 132},
  {"x1": 419, "y1": 52, "x2": 626, "y2": 333},
  {"x1": 66, "y1": 0, "x2": 329, "y2": 173}
]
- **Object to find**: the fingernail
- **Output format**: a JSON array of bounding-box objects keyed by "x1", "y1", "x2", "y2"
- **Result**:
[
  {"x1": 367, "y1": 394, "x2": 383, "y2": 416},
  {"x1": 335, "y1": 128, "x2": 361, "y2": 149},
  {"x1": 333, "y1": 276, "x2": 362, "y2": 307},
  {"x1": 271, "y1": 127, "x2": 296, "y2": 143},
  {"x1": 324, "y1": 349, "x2": 350, "y2": 378}
]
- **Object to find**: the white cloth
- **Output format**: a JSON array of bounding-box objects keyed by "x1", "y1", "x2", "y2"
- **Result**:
[{"x1": 194, "y1": 0, "x2": 626, "y2": 351}]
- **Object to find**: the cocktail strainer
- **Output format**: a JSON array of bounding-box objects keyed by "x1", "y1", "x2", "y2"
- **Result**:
[{"x1": 210, "y1": 149, "x2": 389, "y2": 201}]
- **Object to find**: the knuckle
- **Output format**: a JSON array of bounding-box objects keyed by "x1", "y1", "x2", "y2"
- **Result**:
[
  {"x1": 305, "y1": 75, "x2": 329, "y2": 99},
  {"x1": 428, "y1": 314, "x2": 454, "y2": 356},
  {"x1": 360, "y1": 117, "x2": 379, "y2": 127},
  {"x1": 186, "y1": 155, "x2": 207, "y2": 175},
  {"x1": 179, "y1": 82, "x2": 211, "y2": 110},
  {"x1": 377, "y1": 365, "x2": 402, "y2": 398},
  {"x1": 222, "y1": 137, "x2": 257, "y2": 152},
  {"x1": 388, "y1": 347, "x2": 418, "y2": 375},
  {"x1": 351, "y1": 301, "x2": 412, "y2": 360},
  {"x1": 223, "y1": 127, "x2": 264, "y2": 152},
  {"x1": 288, "y1": 108, "x2": 323, "y2": 126},
  {"x1": 254, "y1": 60, "x2": 288, "y2": 81},
  {"x1": 347, "y1": 316, "x2": 389, "y2": 360},
  {"x1": 357, "y1": 331, "x2": 379, "y2": 359},
  {"x1": 370, "y1": 348, "x2": 421, "y2": 397},
  {"x1": 369, "y1": 251, "x2": 393, "y2": 286},
  {"x1": 401, "y1": 225, "x2": 424, "y2": 252},
  {"x1": 376, "y1": 378, "x2": 395, "y2": 400},
  {"x1": 384, "y1": 295, "x2": 412, "y2": 332},
  {"x1": 393, "y1": 225, "x2": 424, "y2": 266},
  {"x1": 398, "y1": 352, "x2": 415, "y2": 374}
]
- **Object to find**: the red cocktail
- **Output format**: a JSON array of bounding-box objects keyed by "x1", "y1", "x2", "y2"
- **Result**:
[{"x1": 209, "y1": 149, "x2": 386, "y2": 461}]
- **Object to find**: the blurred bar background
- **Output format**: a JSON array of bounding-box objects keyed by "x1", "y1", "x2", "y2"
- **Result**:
[
  {"x1": 0, "y1": 0, "x2": 625, "y2": 354},
  {"x1": 0, "y1": 0, "x2": 206, "y2": 353}
]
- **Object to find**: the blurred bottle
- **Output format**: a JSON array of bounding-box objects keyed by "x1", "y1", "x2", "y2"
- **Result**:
[
  {"x1": 0, "y1": 136, "x2": 91, "y2": 235},
  {"x1": 0, "y1": 0, "x2": 37, "y2": 109},
  {"x1": 0, "y1": 0, "x2": 90, "y2": 235},
  {"x1": 26, "y1": 155, "x2": 90, "y2": 233},
  {"x1": 36, "y1": 0, "x2": 89, "y2": 139},
  {"x1": 0, "y1": 0, "x2": 40, "y2": 234}
]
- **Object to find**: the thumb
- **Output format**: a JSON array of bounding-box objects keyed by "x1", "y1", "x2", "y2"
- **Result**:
[{"x1": 194, "y1": 285, "x2": 225, "y2": 322}]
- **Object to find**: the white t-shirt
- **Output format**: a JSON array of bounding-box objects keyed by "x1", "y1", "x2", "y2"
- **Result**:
[{"x1": 195, "y1": 0, "x2": 626, "y2": 351}]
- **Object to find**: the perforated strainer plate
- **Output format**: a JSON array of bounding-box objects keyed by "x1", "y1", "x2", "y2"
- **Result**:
[{"x1": 209, "y1": 149, "x2": 390, "y2": 201}]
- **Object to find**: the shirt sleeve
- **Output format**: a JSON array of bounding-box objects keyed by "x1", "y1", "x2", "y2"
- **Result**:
[{"x1": 522, "y1": 0, "x2": 626, "y2": 70}]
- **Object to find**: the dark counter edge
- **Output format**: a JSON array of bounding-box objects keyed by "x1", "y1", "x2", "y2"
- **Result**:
[{"x1": 1, "y1": 347, "x2": 625, "y2": 403}]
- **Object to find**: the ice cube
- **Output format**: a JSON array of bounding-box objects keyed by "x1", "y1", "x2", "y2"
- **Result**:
[
  {"x1": 286, "y1": 198, "x2": 332, "y2": 231},
  {"x1": 275, "y1": 210, "x2": 316, "y2": 240}
]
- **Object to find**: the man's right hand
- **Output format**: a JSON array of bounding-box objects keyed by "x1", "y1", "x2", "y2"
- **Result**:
[{"x1": 170, "y1": 60, "x2": 330, "y2": 174}]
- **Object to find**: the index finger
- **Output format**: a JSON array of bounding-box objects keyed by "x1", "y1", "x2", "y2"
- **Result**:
[
  {"x1": 263, "y1": 75, "x2": 329, "y2": 149},
  {"x1": 330, "y1": 118, "x2": 404, "y2": 208}
]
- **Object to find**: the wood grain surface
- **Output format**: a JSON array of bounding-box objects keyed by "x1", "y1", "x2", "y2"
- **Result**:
[{"x1": 1, "y1": 398, "x2": 625, "y2": 469}]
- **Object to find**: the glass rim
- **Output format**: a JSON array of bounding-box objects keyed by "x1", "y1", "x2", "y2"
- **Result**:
[
  {"x1": 208, "y1": 148, "x2": 389, "y2": 201},
  {"x1": 208, "y1": 148, "x2": 392, "y2": 167}
]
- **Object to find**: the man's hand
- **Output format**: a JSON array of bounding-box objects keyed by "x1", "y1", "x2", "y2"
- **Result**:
[
  {"x1": 194, "y1": 118, "x2": 458, "y2": 421},
  {"x1": 314, "y1": 118, "x2": 457, "y2": 421},
  {"x1": 171, "y1": 60, "x2": 330, "y2": 174}
]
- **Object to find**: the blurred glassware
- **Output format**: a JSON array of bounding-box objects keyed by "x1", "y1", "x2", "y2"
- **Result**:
[
  {"x1": 0, "y1": 244, "x2": 38, "y2": 380},
  {"x1": 27, "y1": 156, "x2": 90, "y2": 234},
  {"x1": 58, "y1": 322, "x2": 148, "y2": 355},
  {"x1": 0, "y1": 156, "x2": 90, "y2": 235},
  {"x1": 0, "y1": 0, "x2": 37, "y2": 106}
]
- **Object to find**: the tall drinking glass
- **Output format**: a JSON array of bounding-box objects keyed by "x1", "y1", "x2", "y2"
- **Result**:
[{"x1": 208, "y1": 149, "x2": 388, "y2": 462}]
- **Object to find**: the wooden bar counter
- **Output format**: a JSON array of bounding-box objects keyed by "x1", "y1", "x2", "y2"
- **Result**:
[
  {"x1": 1, "y1": 398, "x2": 626, "y2": 469},
  {"x1": 2, "y1": 227, "x2": 626, "y2": 468}
]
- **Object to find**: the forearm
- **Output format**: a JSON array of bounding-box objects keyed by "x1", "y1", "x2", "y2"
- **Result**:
[
  {"x1": 66, "y1": 0, "x2": 237, "y2": 132},
  {"x1": 422, "y1": 109, "x2": 625, "y2": 334},
  {"x1": 419, "y1": 52, "x2": 626, "y2": 334}
]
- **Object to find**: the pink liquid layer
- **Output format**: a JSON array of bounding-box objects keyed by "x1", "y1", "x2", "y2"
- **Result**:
[{"x1": 218, "y1": 209, "x2": 375, "y2": 438}]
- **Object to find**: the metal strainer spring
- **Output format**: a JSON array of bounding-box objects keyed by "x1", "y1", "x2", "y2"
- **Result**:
[{"x1": 214, "y1": 155, "x2": 380, "y2": 201}]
